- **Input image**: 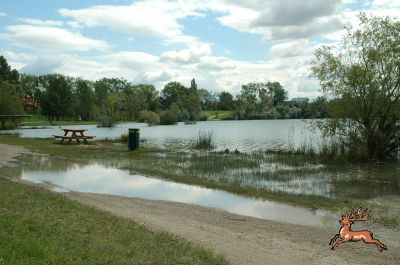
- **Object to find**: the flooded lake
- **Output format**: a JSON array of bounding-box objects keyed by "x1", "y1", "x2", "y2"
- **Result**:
[
  {"x1": 1, "y1": 120, "x2": 319, "y2": 152},
  {"x1": 0, "y1": 154, "x2": 335, "y2": 226}
]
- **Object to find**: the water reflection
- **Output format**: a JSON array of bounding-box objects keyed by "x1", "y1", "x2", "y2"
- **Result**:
[
  {"x1": 0, "y1": 154, "x2": 333, "y2": 226},
  {"x1": 0, "y1": 120, "x2": 318, "y2": 152}
]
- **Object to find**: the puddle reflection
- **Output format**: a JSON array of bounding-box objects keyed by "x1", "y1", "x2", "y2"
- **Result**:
[{"x1": 1, "y1": 154, "x2": 335, "y2": 226}]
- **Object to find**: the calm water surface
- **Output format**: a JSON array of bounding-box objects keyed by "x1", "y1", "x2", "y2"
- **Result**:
[
  {"x1": 2, "y1": 120, "x2": 319, "y2": 152},
  {"x1": 0, "y1": 154, "x2": 335, "y2": 226}
]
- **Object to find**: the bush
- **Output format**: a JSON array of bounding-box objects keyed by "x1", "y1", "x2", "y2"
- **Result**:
[
  {"x1": 159, "y1": 111, "x2": 178, "y2": 125},
  {"x1": 97, "y1": 115, "x2": 114, "y2": 127},
  {"x1": 221, "y1": 116, "x2": 235, "y2": 120},
  {"x1": 198, "y1": 115, "x2": 208, "y2": 121},
  {"x1": 140, "y1": 111, "x2": 160, "y2": 126}
]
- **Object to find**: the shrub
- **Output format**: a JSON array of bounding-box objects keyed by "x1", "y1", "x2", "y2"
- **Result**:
[
  {"x1": 140, "y1": 111, "x2": 160, "y2": 126},
  {"x1": 221, "y1": 116, "x2": 235, "y2": 120},
  {"x1": 97, "y1": 115, "x2": 114, "y2": 127},
  {"x1": 198, "y1": 115, "x2": 208, "y2": 121},
  {"x1": 159, "y1": 111, "x2": 178, "y2": 125}
]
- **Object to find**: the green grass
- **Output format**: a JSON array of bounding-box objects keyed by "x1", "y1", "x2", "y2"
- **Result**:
[
  {"x1": 0, "y1": 178, "x2": 228, "y2": 265},
  {"x1": 200, "y1": 111, "x2": 234, "y2": 120},
  {"x1": 1, "y1": 135, "x2": 398, "y2": 228},
  {"x1": 20, "y1": 119, "x2": 99, "y2": 126}
]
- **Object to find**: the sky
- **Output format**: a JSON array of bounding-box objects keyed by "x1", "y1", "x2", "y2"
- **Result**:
[{"x1": 0, "y1": 0, "x2": 399, "y2": 98}]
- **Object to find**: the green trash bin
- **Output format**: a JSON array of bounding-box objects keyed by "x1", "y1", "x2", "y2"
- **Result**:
[{"x1": 128, "y1": 128, "x2": 140, "y2": 150}]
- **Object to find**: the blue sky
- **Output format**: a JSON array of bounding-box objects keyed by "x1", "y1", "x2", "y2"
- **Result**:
[{"x1": 0, "y1": 0, "x2": 399, "y2": 98}]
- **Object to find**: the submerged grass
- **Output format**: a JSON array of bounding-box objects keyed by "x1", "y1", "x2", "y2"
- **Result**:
[
  {"x1": 0, "y1": 178, "x2": 229, "y2": 265},
  {"x1": 1, "y1": 135, "x2": 399, "y2": 228}
]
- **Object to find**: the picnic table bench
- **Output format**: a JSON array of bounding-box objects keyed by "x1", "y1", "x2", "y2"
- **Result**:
[{"x1": 53, "y1": 128, "x2": 95, "y2": 144}]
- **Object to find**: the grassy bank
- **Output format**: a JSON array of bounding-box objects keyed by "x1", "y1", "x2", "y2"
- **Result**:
[
  {"x1": 20, "y1": 119, "x2": 99, "y2": 126},
  {"x1": 200, "y1": 111, "x2": 234, "y2": 120},
  {"x1": 0, "y1": 177, "x2": 228, "y2": 264},
  {"x1": 1, "y1": 135, "x2": 398, "y2": 228}
]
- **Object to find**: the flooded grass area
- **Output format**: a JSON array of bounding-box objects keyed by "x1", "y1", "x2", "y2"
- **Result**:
[
  {"x1": 1, "y1": 135, "x2": 399, "y2": 227},
  {"x1": 0, "y1": 153, "x2": 334, "y2": 226}
]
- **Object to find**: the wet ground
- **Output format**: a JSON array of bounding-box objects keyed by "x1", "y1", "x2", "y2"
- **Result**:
[{"x1": 0, "y1": 153, "x2": 335, "y2": 226}]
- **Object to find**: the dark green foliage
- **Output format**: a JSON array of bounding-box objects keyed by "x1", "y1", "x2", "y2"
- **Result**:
[
  {"x1": 190, "y1": 78, "x2": 197, "y2": 90},
  {"x1": 267, "y1": 82, "x2": 287, "y2": 106},
  {"x1": 218, "y1": 91, "x2": 235, "y2": 110},
  {"x1": 198, "y1": 89, "x2": 218, "y2": 110},
  {"x1": 0, "y1": 82, "x2": 24, "y2": 116},
  {"x1": 140, "y1": 110, "x2": 160, "y2": 126},
  {"x1": 39, "y1": 74, "x2": 74, "y2": 121},
  {"x1": 161, "y1": 81, "x2": 201, "y2": 121},
  {"x1": 74, "y1": 79, "x2": 94, "y2": 121},
  {"x1": 159, "y1": 110, "x2": 178, "y2": 125},
  {"x1": 0, "y1": 56, "x2": 24, "y2": 129},
  {"x1": 0, "y1": 55, "x2": 19, "y2": 86}
]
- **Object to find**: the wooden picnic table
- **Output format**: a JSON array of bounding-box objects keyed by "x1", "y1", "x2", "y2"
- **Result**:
[{"x1": 53, "y1": 128, "x2": 95, "y2": 144}]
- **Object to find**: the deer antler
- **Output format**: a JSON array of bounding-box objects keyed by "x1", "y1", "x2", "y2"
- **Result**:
[{"x1": 347, "y1": 207, "x2": 372, "y2": 221}]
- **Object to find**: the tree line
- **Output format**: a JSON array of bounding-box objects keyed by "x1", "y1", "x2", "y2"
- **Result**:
[{"x1": 1, "y1": 56, "x2": 330, "y2": 127}]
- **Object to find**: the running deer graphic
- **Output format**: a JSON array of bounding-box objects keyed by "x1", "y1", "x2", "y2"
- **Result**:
[{"x1": 330, "y1": 207, "x2": 387, "y2": 251}]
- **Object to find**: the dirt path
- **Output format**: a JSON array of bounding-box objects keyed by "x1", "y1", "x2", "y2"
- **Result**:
[
  {"x1": 66, "y1": 192, "x2": 399, "y2": 265},
  {"x1": 1, "y1": 143, "x2": 399, "y2": 265}
]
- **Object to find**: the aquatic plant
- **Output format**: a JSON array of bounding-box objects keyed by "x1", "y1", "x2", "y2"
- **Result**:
[{"x1": 194, "y1": 131, "x2": 215, "y2": 150}]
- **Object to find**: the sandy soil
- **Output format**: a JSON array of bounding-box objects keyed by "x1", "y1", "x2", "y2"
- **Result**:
[{"x1": 1, "y1": 143, "x2": 399, "y2": 265}]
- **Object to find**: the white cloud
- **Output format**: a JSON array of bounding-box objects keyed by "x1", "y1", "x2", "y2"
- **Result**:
[
  {"x1": 270, "y1": 40, "x2": 312, "y2": 58},
  {"x1": 18, "y1": 18, "x2": 64, "y2": 26},
  {"x1": 372, "y1": 0, "x2": 400, "y2": 9},
  {"x1": 58, "y1": 0, "x2": 202, "y2": 46},
  {"x1": 251, "y1": 0, "x2": 341, "y2": 27},
  {"x1": 1, "y1": 25, "x2": 109, "y2": 51},
  {"x1": 0, "y1": 12, "x2": 7, "y2": 17},
  {"x1": 161, "y1": 44, "x2": 212, "y2": 64},
  {"x1": 213, "y1": 0, "x2": 347, "y2": 41}
]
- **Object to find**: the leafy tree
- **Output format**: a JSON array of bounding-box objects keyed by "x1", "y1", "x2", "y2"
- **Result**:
[
  {"x1": 39, "y1": 74, "x2": 74, "y2": 121},
  {"x1": 160, "y1": 81, "x2": 186, "y2": 109},
  {"x1": 0, "y1": 56, "x2": 24, "y2": 128},
  {"x1": 309, "y1": 96, "x2": 329, "y2": 118},
  {"x1": 134, "y1": 84, "x2": 160, "y2": 112},
  {"x1": 98, "y1": 77, "x2": 130, "y2": 93},
  {"x1": 161, "y1": 81, "x2": 201, "y2": 121},
  {"x1": 74, "y1": 79, "x2": 94, "y2": 121},
  {"x1": 93, "y1": 80, "x2": 109, "y2": 111},
  {"x1": 236, "y1": 83, "x2": 273, "y2": 118},
  {"x1": 218, "y1": 91, "x2": 235, "y2": 110},
  {"x1": 267, "y1": 82, "x2": 287, "y2": 106},
  {"x1": 190, "y1": 78, "x2": 197, "y2": 90},
  {"x1": 0, "y1": 82, "x2": 23, "y2": 115},
  {"x1": 311, "y1": 13, "x2": 400, "y2": 160},
  {"x1": 20, "y1": 74, "x2": 41, "y2": 107},
  {"x1": 0, "y1": 55, "x2": 19, "y2": 86},
  {"x1": 198, "y1": 89, "x2": 218, "y2": 110}
]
